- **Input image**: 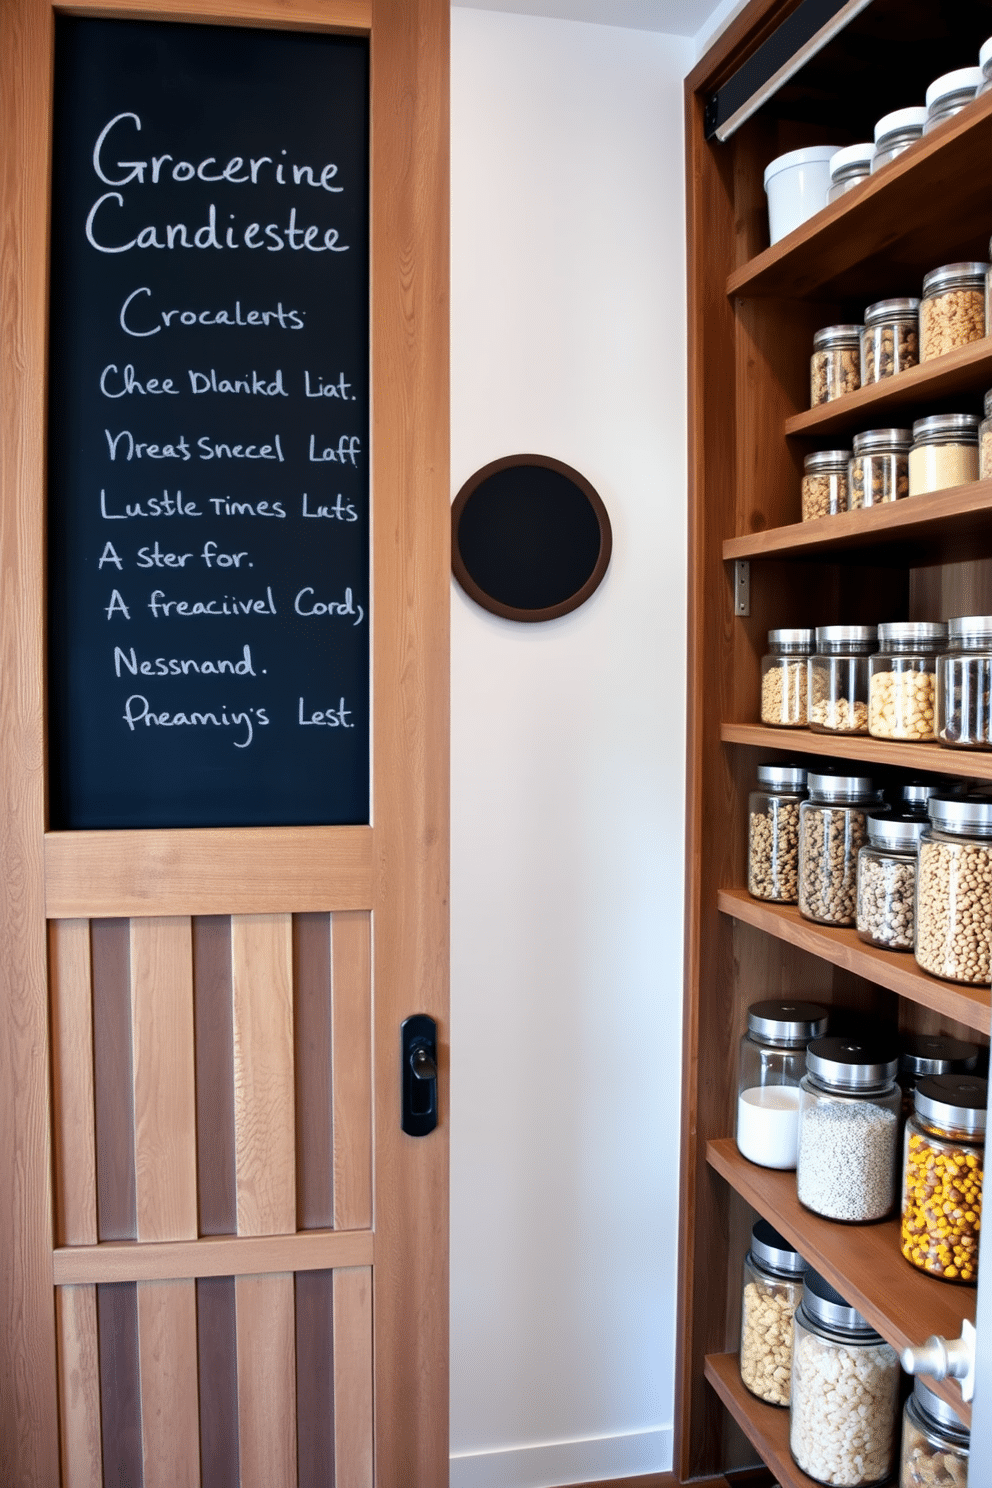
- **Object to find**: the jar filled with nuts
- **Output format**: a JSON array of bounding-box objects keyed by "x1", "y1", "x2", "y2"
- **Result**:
[
  {"x1": 740, "y1": 1219, "x2": 807, "y2": 1406},
  {"x1": 868, "y1": 621, "x2": 947, "y2": 741},
  {"x1": 800, "y1": 770, "x2": 884, "y2": 925},
  {"x1": 979, "y1": 389, "x2": 992, "y2": 480},
  {"x1": 915, "y1": 794, "x2": 992, "y2": 985},
  {"x1": 790, "y1": 1268, "x2": 900, "y2": 1485},
  {"x1": 849, "y1": 427, "x2": 913, "y2": 507},
  {"x1": 861, "y1": 302, "x2": 920, "y2": 385},
  {"x1": 920, "y1": 264, "x2": 988, "y2": 362},
  {"x1": 748, "y1": 763, "x2": 809, "y2": 904},
  {"x1": 760, "y1": 629, "x2": 813, "y2": 725},
  {"x1": 810, "y1": 325, "x2": 861, "y2": 407},
  {"x1": 936, "y1": 614, "x2": 992, "y2": 749},
  {"x1": 900, "y1": 1378, "x2": 970, "y2": 1488},
  {"x1": 827, "y1": 142, "x2": 873, "y2": 202},
  {"x1": 797, "y1": 1039, "x2": 901, "y2": 1222},
  {"x1": 736, "y1": 997, "x2": 827, "y2": 1169},
  {"x1": 802, "y1": 450, "x2": 850, "y2": 520},
  {"x1": 809, "y1": 625, "x2": 878, "y2": 734},
  {"x1": 871, "y1": 106, "x2": 927, "y2": 174},
  {"x1": 923, "y1": 67, "x2": 983, "y2": 134},
  {"x1": 857, "y1": 812, "x2": 927, "y2": 952},
  {"x1": 901, "y1": 1072, "x2": 986, "y2": 1283},
  {"x1": 909, "y1": 414, "x2": 979, "y2": 496},
  {"x1": 898, "y1": 1034, "x2": 982, "y2": 1122}
]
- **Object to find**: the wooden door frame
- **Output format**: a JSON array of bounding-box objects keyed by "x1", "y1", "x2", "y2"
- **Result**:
[{"x1": 0, "y1": 1, "x2": 449, "y2": 1482}]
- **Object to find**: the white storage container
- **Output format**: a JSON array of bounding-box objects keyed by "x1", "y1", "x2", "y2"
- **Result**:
[{"x1": 764, "y1": 146, "x2": 837, "y2": 244}]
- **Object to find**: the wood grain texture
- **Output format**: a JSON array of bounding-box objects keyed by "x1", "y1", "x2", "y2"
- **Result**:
[
  {"x1": 136, "y1": 1279, "x2": 201, "y2": 1488},
  {"x1": 56, "y1": 1285, "x2": 103, "y2": 1488},
  {"x1": 231, "y1": 915, "x2": 296, "y2": 1237},
  {"x1": 235, "y1": 1273, "x2": 297, "y2": 1487},
  {"x1": 720, "y1": 722, "x2": 992, "y2": 785},
  {"x1": 196, "y1": 1276, "x2": 240, "y2": 1488},
  {"x1": 56, "y1": 0, "x2": 369, "y2": 26},
  {"x1": 193, "y1": 916, "x2": 237, "y2": 1236},
  {"x1": 97, "y1": 1282, "x2": 143, "y2": 1488},
  {"x1": 130, "y1": 919, "x2": 198, "y2": 1243},
  {"x1": 55, "y1": 1225, "x2": 372, "y2": 1286},
  {"x1": 50, "y1": 921, "x2": 98, "y2": 1247},
  {"x1": 333, "y1": 1267, "x2": 373, "y2": 1488},
  {"x1": 294, "y1": 913, "x2": 334, "y2": 1231},
  {"x1": 704, "y1": 1352, "x2": 808, "y2": 1488},
  {"x1": 91, "y1": 918, "x2": 137, "y2": 1243},
  {"x1": 332, "y1": 911, "x2": 372, "y2": 1230},
  {"x1": 295, "y1": 1269, "x2": 335, "y2": 1488}
]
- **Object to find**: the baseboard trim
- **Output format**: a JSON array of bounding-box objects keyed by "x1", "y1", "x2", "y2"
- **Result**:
[{"x1": 449, "y1": 1427, "x2": 673, "y2": 1488}]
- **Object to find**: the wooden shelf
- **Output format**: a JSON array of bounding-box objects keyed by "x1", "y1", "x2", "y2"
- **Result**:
[
  {"x1": 707, "y1": 1138, "x2": 974, "y2": 1428},
  {"x1": 717, "y1": 888, "x2": 990, "y2": 1036},
  {"x1": 704, "y1": 1353, "x2": 812, "y2": 1488},
  {"x1": 720, "y1": 722, "x2": 992, "y2": 784},
  {"x1": 722, "y1": 480, "x2": 992, "y2": 564}
]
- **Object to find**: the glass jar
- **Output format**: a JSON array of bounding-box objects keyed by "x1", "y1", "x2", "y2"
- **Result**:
[
  {"x1": 915, "y1": 794, "x2": 992, "y2": 984},
  {"x1": 871, "y1": 106, "x2": 927, "y2": 173},
  {"x1": 979, "y1": 389, "x2": 992, "y2": 479},
  {"x1": 923, "y1": 67, "x2": 983, "y2": 134},
  {"x1": 748, "y1": 764, "x2": 808, "y2": 904},
  {"x1": 760, "y1": 628, "x2": 813, "y2": 726},
  {"x1": 736, "y1": 998, "x2": 828, "y2": 1168},
  {"x1": 909, "y1": 414, "x2": 979, "y2": 495},
  {"x1": 901, "y1": 1073, "x2": 986, "y2": 1283},
  {"x1": 901, "y1": 780, "x2": 937, "y2": 813},
  {"x1": 898, "y1": 1034, "x2": 981, "y2": 1121},
  {"x1": 981, "y1": 35, "x2": 992, "y2": 96},
  {"x1": 868, "y1": 621, "x2": 947, "y2": 741},
  {"x1": 849, "y1": 428, "x2": 912, "y2": 508},
  {"x1": 790, "y1": 1269, "x2": 900, "y2": 1485},
  {"x1": 740, "y1": 1220, "x2": 807, "y2": 1406},
  {"x1": 797, "y1": 1039, "x2": 901, "y2": 1222},
  {"x1": 827, "y1": 142, "x2": 873, "y2": 202},
  {"x1": 808, "y1": 625, "x2": 877, "y2": 734},
  {"x1": 857, "y1": 812, "x2": 927, "y2": 951},
  {"x1": 802, "y1": 450, "x2": 850, "y2": 519},
  {"x1": 900, "y1": 1377, "x2": 970, "y2": 1486},
  {"x1": 799, "y1": 771, "x2": 883, "y2": 926},
  {"x1": 920, "y1": 265, "x2": 988, "y2": 362},
  {"x1": 936, "y1": 615, "x2": 992, "y2": 749},
  {"x1": 810, "y1": 325, "x2": 861, "y2": 407},
  {"x1": 861, "y1": 301, "x2": 920, "y2": 384}
]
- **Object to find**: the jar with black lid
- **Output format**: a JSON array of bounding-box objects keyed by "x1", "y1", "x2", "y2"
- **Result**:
[
  {"x1": 810, "y1": 326, "x2": 860, "y2": 406},
  {"x1": 901, "y1": 1073, "x2": 986, "y2": 1283},
  {"x1": 808, "y1": 625, "x2": 877, "y2": 735},
  {"x1": 920, "y1": 265, "x2": 988, "y2": 362},
  {"x1": 736, "y1": 999, "x2": 827, "y2": 1169},
  {"x1": 748, "y1": 764, "x2": 808, "y2": 903},
  {"x1": 898, "y1": 1034, "x2": 982, "y2": 1120},
  {"x1": 915, "y1": 795, "x2": 992, "y2": 985},
  {"x1": 760, "y1": 629, "x2": 812, "y2": 726},
  {"x1": 849, "y1": 428, "x2": 912, "y2": 507},
  {"x1": 861, "y1": 302, "x2": 919, "y2": 384},
  {"x1": 740, "y1": 1220, "x2": 807, "y2": 1406},
  {"x1": 900, "y1": 1377, "x2": 970, "y2": 1486},
  {"x1": 799, "y1": 771, "x2": 884, "y2": 926},
  {"x1": 797, "y1": 1039, "x2": 900, "y2": 1222},
  {"x1": 936, "y1": 615, "x2": 992, "y2": 749},
  {"x1": 856, "y1": 812, "x2": 927, "y2": 951},
  {"x1": 868, "y1": 621, "x2": 947, "y2": 742}
]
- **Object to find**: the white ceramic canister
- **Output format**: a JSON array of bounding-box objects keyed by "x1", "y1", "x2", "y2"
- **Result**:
[{"x1": 764, "y1": 146, "x2": 837, "y2": 244}]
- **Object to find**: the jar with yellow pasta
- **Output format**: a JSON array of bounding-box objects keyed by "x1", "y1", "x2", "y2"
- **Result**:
[{"x1": 901, "y1": 1073, "x2": 985, "y2": 1284}]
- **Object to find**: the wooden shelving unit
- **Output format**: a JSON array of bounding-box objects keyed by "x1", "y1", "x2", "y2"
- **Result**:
[{"x1": 677, "y1": 3, "x2": 992, "y2": 1482}]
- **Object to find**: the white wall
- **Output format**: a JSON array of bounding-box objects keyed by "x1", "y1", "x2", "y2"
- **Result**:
[{"x1": 450, "y1": 11, "x2": 692, "y2": 1485}]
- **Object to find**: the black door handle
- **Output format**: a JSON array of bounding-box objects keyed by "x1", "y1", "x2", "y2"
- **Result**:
[{"x1": 401, "y1": 1014, "x2": 438, "y2": 1136}]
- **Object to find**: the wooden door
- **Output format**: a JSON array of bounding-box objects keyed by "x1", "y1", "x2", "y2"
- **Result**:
[{"x1": 0, "y1": 2, "x2": 449, "y2": 1484}]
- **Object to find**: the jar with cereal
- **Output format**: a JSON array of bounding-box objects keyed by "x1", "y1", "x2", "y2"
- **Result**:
[
  {"x1": 979, "y1": 389, "x2": 992, "y2": 479},
  {"x1": 809, "y1": 625, "x2": 877, "y2": 734},
  {"x1": 760, "y1": 628, "x2": 812, "y2": 725},
  {"x1": 790, "y1": 1268, "x2": 900, "y2": 1485},
  {"x1": 936, "y1": 614, "x2": 992, "y2": 749},
  {"x1": 739, "y1": 1220, "x2": 807, "y2": 1406},
  {"x1": 810, "y1": 324, "x2": 861, "y2": 406},
  {"x1": 856, "y1": 812, "x2": 927, "y2": 952},
  {"x1": 849, "y1": 428, "x2": 912, "y2": 507},
  {"x1": 861, "y1": 301, "x2": 920, "y2": 384},
  {"x1": 797, "y1": 1038, "x2": 900, "y2": 1222},
  {"x1": 920, "y1": 264, "x2": 988, "y2": 362},
  {"x1": 802, "y1": 449, "x2": 850, "y2": 519},
  {"x1": 748, "y1": 764, "x2": 808, "y2": 904},
  {"x1": 901, "y1": 1073, "x2": 986, "y2": 1284},
  {"x1": 915, "y1": 795, "x2": 992, "y2": 985},
  {"x1": 868, "y1": 621, "x2": 947, "y2": 742},
  {"x1": 909, "y1": 414, "x2": 979, "y2": 496},
  {"x1": 799, "y1": 770, "x2": 884, "y2": 926},
  {"x1": 736, "y1": 997, "x2": 827, "y2": 1168},
  {"x1": 900, "y1": 1377, "x2": 970, "y2": 1487}
]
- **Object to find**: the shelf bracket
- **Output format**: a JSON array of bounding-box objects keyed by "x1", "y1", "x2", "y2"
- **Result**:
[{"x1": 734, "y1": 560, "x2": 750, "y2": 617}]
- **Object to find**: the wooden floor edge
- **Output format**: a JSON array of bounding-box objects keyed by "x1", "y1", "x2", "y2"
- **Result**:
[{"x1": 53, "y1": 1226, "x2": 373, "y2": 1284}]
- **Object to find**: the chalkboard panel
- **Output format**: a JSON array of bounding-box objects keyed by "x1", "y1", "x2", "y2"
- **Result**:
[
  {"x1": 47, "y1": 18, "x2": 369, "y2": 829},
  {"x1": 451, "y1": 455, "x2": 612, "y2": 622}
]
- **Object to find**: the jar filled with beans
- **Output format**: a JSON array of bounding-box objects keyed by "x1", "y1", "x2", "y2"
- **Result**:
[
  {"x1": 797, "y1": 1039, "x2": 901, "y2": 1222},
  {"x1": 809, "y1": 625, "x2": 877, "y2": 734},
  {"x1": 740, "y1": 1220, "x2": 807, "y2": 1406},
  {"x1": 810, "y1": 325, "x2": 861, "y2": 407},
  {"x1": 920, "y1": 263, "x2": 988, "y2": 362},
  {"x1": 936, "y1": 615, "x2": 992, "y2": 749},
  {"x1": 849, "y1": 428, "x2": 912, "y2": 508},
  {"x1": 800, "y1": 770, "x2": 884, "y2": 926},
  {"x1": 868, "y1": 621, "x2": 947, "y2": 742},
  {"x1": 760, "y1": 628, "x2": 813, "y2": 725},
  {"x1": 748, "y1": 764, "x2": 808, "y2": 904},
  {"x1": 802, "y1": 450, "x2": 850, "y2": 520},
  {"x1": 861, "y1": 301, "x2": 920, "y2": 385},
  {"x1": 900, "y1": 1378, "x2": 970, "y2": 1487},
  {"x1": 909, "y1": 414, "x2": 979, "y2": 497},
  {"x1": 915, "y1": 794, "x2": 992, "y2": 985},
  {"x1": 857, "y1": 812, "x2": 927, "y2": 951},
  {"x1": 901, "y1": 1073, "x2": 986, "y2": 1284},
  {"x1": 898, "y1": 1034, "x2": 982, "y2": 1122}
]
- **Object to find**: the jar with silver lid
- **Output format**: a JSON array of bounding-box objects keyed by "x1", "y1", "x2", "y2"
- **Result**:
[
  {"x1": 898, "y1": 1034, "x2": 982, "y2": 1121},
  {"x1": 920, "y1": 264, "x2": 988, "y2": 362},
  {"x1": 901, "y1": 780, "x2": 937, "y2": 813},
  {"x1": 936, "y1": 615, "x2": 992, "y2": 748},
  {"x1": 791, "y1": 1269, "x2": 900, "y2": 1485},
  {"x1": 760, "y1": 629, "x2": 812, "y2": 726},
  {"x1": 857, "y1": 812, "x2": 927, "y2": 951},
  {"x1": 909, "y1": 414, "x2": 979, "y2": 496},
  {"x1": 981, "y1": 34, "x2": 992, "y2": 96},
  {"x1": 809, "y1": 625, "x2": 877, "y2": 734},
  {"x1": 849, "y1": 428, "x2": 912, "y2": 508},
  {"x1": 900, "y1": 1377, "x2": 970, "y2": 1487},
  {"x1": 902, "y1": 1073, "x2": 986, "y2": 1283},
  {"x1": 872, "y1": 106, "x2": 927, "y2": 173},
  {"x1": 740, "y1": 1220, "x2": 807, "y2": 1406},
  {"x1": 748, "y1": 764, "x2": 808, "y2": 904},
  {"x1": 799, "y1": 770, "x2": 884, "y2": 926},
  {"x1": 979, "y1": 388, "x2": 992, "y2": 479},
  {"x1": 862, "y1": 301, "x2": 920, "y2": 384},
  {"x1": 802, "y1": 450, "x2": 850, "y2": 519},
  {"x1": 797, "y1": 1039, "x2": 901, "y2": 1222},
  {"x1": 737, "y1": 998, "x2": 827, "y2": 1168},
  {"x1": 827, "y1": 142, "x2": 873, "y2": 202},
  {"x1": 810, "y1": 325, "x2": 860, "y2": 407},
  {"x1": 915, "y1": 795, "x2": 992, "y2": 985},
  {"x1": 923, "y1": 67, "x2": 983, "y2": 134},
  {"x1": 868, "y1": 621, "x2": 947, "y2": 741}
]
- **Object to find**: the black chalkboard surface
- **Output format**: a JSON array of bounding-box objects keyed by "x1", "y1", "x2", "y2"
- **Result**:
[{"x1": 48, "y1": 18, "x2": 369, "y2": 829}]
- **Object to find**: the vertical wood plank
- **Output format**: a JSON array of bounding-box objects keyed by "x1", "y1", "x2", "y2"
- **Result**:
[
  {"x1": 56, "y1": 1285, "x2": 103, "y2": 1488},
  {"x1": 331, "y1": 912, "x2": 372, "y2": 1231},
  {"x1": 50, "y1": 920, "x2": 98, "y2": 1246},
  {"x1": 294, "y1": 913, "x2": 334, "y2": 1230},
  {"x1": 295, "y1": 1270, "x2": 335, "y2": 1488},
  {"x1": 194, "y1": 916, "x2": 237, "y2": 1236},
  {"x1": 197, "y1": 1277, "x2": 241, "y2": 1488},
  {"x1": 333, "y1": 1267, "x2": 373, "y2": 1488},
  {"x1": 130, "y1": 918, "x2": 197, "y2": 1243},
  {"x1": 136, "y1": 1280, "x2": 200, "y2": 1488},
  {"x1": 235, "y1": 1274, "x2": 297, "y2": 1487},
  {"x1": 91, "y1": 918, "x2": 137, "y2": 1242},
  {"x1": 97, "y1": 1282, "x2": 143, "y2": 1488},
  {"x1": 231, "y1": 914, "x2": 295, "y2": 1237}
]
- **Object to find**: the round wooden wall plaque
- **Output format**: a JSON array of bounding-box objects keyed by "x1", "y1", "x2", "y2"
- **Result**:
[{"x1": 451, "y1": 455, "x2": 612, "y2": 622}]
